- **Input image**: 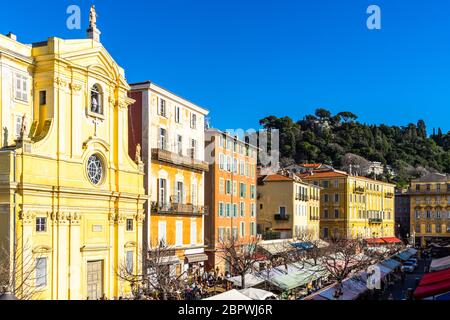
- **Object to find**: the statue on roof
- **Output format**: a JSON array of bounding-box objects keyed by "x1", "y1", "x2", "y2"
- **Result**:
[{"x1": 89, "y1": 5, "x2": 97, "y2": 28}]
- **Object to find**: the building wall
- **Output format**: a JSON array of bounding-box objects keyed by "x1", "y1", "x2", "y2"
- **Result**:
[
  {"x1": 409, "y1": 180, "x2": 450, "y2": 245},
  {"x1": 303, "y1": 174, "x2": 395, "y2": 239},
  {"x1": 204, "y1": 130, "x2": 257, "y2": 271},
  {"x1": 0, "y1": 35, "x2": 146, "y2": 300},
  {"x1": 129, "y1": 82, "x2": 209, "y2": 273},
  {"x1": 395, "y1": 192, "x2": 410, "y2": 239}
]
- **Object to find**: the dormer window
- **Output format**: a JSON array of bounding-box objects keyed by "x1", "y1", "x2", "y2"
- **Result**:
[{"x1": 90, "y1": 84, "x2": 103, "y2": 114}]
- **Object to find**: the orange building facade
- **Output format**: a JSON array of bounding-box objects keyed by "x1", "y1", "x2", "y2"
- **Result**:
[{"x1": 204, "y1": 129, "x2": 258, "y2": 272}]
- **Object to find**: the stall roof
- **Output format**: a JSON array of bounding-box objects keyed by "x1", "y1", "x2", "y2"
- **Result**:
[
  {"x1": 315, "y1": 276, "x2": 368, "y2": 300},
  {"x1": 291, "y1": 242, "x2": 314, "y2": 250},
  {"x1": 204, "y1": 289, "x2": 252, "y2": 300},
  {"x1": 239, "y1": 288, "x2": 277, "y2": 300},
  {"x1": 380, "y1": 258, "x2": 401, "y2": 270},
  {"x1": 227, "y1": 274, "x2": 266, "y2": 288},
  {"x1": 365, "y1": 238, "x2": 385, "y2": 245},
  {"x1": 430, "y1": 256, "x2": 450, "y2": 272},
  {"x1": 414, "y1": 268, "x2": 450, "y2": 299},
  {"x1": 381, "y1": 237, "x2": 402, "y2": 244},
  {"x1": 394, "y1": 250, "x2": 413, "y2": 261},
  {"x1": 268, "y1": 271, "x2": 316, "y2": 291}
]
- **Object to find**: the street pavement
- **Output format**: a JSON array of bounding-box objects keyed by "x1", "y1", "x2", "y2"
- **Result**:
[{"x1": 382, "y1": 256, "x2": 431, "y2": 300}]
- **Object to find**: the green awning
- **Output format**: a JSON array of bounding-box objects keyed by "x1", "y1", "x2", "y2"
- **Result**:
[{"x1": 269, "y1": 269, "x2": 322, "y2": 291}]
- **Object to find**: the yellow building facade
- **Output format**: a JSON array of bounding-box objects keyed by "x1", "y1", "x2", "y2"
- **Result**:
[
  {"x1": 300, "y1": 169, "x2": 395, "y2": 239},
  {"x1": 257, "y1": 172, "x2": 320, "y2": 240},
  {"x1": 0, "y1": 22, "x2": 145, "y2": 299},
  {"x1": 409, "y1": 173, "x2": 450, "y2": 246},
  {"x1": 129, "y1": 81, "x2": 209, "y2": 275}
]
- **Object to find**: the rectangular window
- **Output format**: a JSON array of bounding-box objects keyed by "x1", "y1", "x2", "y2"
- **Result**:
[
  {"x1": 240, "y1": 221, "x2": 245, "y2": 238},
  {"x1": 39, "y1": 90, "x2": 46, "y2": 105},
  {"x1": 190, "y1": 139, "x2": 197, "y2": 159},
  {"x1": 15, "y1": 115, "x2": 22, "y2": 139},
  {"x1": 177, "y1": 135, "x2": 183, "y2": 155},
  {"x1": 251, "y1": 203, "x2": 256, "y2": 217},
  {"x1": 233, "y1": 181, "x2": 237, "y2": 196},
  {"x1": 36, "y1": 217, "x2": 47, "y2": 232},
  {"x1": 158, "y1": 221, "x2": 167, "y2": 244},
  {"x1": 334, "y1": 194, "x2": 339, "y2": 203},
  {"x1": 323, "y1": 181, "x2": 329, "y2": 188},
  {"x1": 219, "y1": 178, "x2": 225, "y2": 194},
  {"x1": 218, "y1": 202, "x2": 224, "y2": 216},
  {"x1": 226, "y1": 156, "x2": 231, "y2": 171},
  {"x1": 324, "y1": 209, "x2": 329, "y2": 219},
  {"x1": 126, "y1": 219, "x2": 133, "y2": 231},
  {"x1": 175, "y1": 106, "x2": 181, "y2": 123},
  {"x1": 250, "y1": 185, "x2": 256, "y2": 199},
  {"x1": 240, "y1": 202, "x2": 245, "y2": 217},
  {"x1": 191, "y1": 182, "x2": 197, "y2": 205},
  {"x1": 175, "y1": 221, "x2": 183, "y2": 246},
  {"x1": 219, "y1": 153, "x2": 225, "y2": 170},
  {"x1": 226, "y1": 203, "x2": 231, "y2": 217},
  {"x1": 190, "y1": 113, "x2": 197, "y2": 129},
  {"x1": 159, "y1": 98, "x2": 166, "y2": 117},
  {"x1": 226, "y1": 180, "x2": 231, "y2": 194},
  {"x1": 159, "y1": 178, "x2": 167, "y2": 205},
  {"x1": 323, "y1": 228, "x2": 329, "y2": 238},
  {"x1": 324, "y1": 194, "x2": 329, "y2": 203},
  {"x1": 126, "y1": 251, "x2": 133, "y2": 273},
  {"x1": 36, "y1": 257, "x2": 47, "y2": 288},
  {"x1": 175, "y1": 181, "x2": 184, "y2": 204},
  {"x1": 190, "y1": 221, "x2": 197, "y2": 245},
  {"x1": 233, "y1": 204, "x2": 238, "y2": 218},
  {"x1": 232, "y1": 227, "x2": 238, "y2": 240},
  {"x1": 240, "y1": 161, "x2": 244, "y2": 176},
  {"x1": 218, "y1": 227, "x2": 225, "y2": 242},
  {"x1": 250, "y1": 222, "x2": 256, "y2": 236},
  {"x1": 334, "y1": 209, "x2": 339, "y2": 219},
  {"x1": 14, "y1": 73, "x2": 28, "y2": 101},
  {"x1": 240, "y1": 183, "x2": 246, "y2": 198},
  {"x1": 159, "y1": 128, "x2": 167, "y2": 150}
]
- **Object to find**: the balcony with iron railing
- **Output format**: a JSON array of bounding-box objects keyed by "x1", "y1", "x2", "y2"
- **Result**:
[
  {"x1": 151, "y1": 144, "x2": 209, "y2": 172},
  {"x1": 151, "y1": 201, "x2": 209, "y2": 216},
  {"x1": 274, "y1": 214, "x2": 290, "y2": 221},
  {"x1": 368, "y1": 218, "x2": 383, "y2": 224},
  {"x1": 354, "y1": 186, "x2": 365, "y2": 194},
  {"x1": 384, "y1": 192, "x2": 394, "y2": 198},
  {"x1": 295, "y1": 194, "x2": 309, "y2": 201}
]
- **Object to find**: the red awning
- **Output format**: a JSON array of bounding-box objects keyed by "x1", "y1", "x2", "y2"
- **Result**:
[
  {"x1": 365, "y1": 238, "x2": 385, "y2": 244},
  {"x1": 414, "y1": 268, "x2": 450, "y2": 299},
  {"x1": 381, "y1": 237, "x2": 402, "y2": 244}
]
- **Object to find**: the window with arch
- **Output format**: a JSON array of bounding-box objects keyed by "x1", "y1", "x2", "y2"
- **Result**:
[{"x1": 90, "y1": 84, "x2": 103, "y2": 114}]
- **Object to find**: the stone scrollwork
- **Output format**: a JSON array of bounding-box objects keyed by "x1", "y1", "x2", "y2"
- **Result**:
[
  {"x1": 135, "y1": 213, "x2": 145, "y2": 224},
  {"x1": 68, "y1": 212, "x2": 81, "y2": 225},
  {"x1": 69, "y1": 83, "x2": 82, "y2": 92},
  {"x1": 20, "y1": 210, "x2": 35, "y2": 225},
  {"x1": 54, "y1": 77, "x2": 68, "y2": 88}
]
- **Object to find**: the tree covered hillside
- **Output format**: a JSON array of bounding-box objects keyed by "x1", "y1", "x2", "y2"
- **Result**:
[{"x1": 259, "y1": 109, "x2": 450, "y2": 187}]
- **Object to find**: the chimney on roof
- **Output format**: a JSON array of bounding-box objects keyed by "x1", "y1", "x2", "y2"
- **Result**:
[{"x1": 6, "y1": 32, "x2": 17, "y2": 41}]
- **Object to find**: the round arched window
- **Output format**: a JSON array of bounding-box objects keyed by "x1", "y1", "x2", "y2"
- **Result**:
[
  {"x1": 86, "y1": 154, "x2": 104, "y2": 185},
  {"x1": 90, "y1": 84, "x2": 102, "y2": 114}
]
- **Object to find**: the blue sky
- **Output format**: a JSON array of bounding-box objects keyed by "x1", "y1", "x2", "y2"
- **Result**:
[{"x1": 2, "y1": 0, "x2": 449, "y2": 133}]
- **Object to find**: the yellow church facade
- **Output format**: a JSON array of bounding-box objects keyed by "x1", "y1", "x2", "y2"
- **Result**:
[{"x1": 0, "y1": 21, "x2": 145, "y2": 300}]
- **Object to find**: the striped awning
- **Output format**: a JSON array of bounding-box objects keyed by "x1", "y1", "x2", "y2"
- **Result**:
[{"x1": 185, "y1": 253, "x2": 208, "y2": 263}]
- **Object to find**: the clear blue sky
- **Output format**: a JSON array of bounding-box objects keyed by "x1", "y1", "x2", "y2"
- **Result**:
[{"x1": 2, "y1": 0, "x2": 449, "y2": 133}]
